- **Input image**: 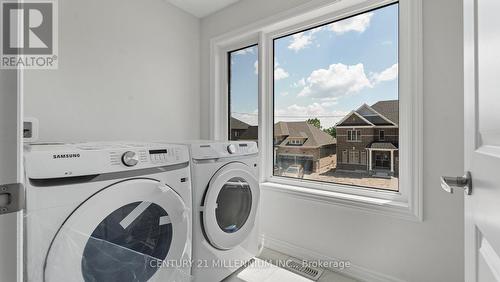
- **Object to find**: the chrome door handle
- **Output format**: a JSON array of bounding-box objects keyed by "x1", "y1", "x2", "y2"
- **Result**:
[{"x1": 440, "y1": 172, "x2": 472, "y2": 195}]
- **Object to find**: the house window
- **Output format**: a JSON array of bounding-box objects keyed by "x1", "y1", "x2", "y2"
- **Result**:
[
  {"x1": 347, "y1": 130, "x2": 361, "y2": 142},
  {"x1": 361, "y1": 151, "x2": 367, "y2": 165},
  {"x1": 349, "y1": 151, "x2": 359, "y2": 164},
  {"x1": 228, "y1": 45, "x2": 259, "y2": 141},
  {"x1": 289, "y1": 139, "x2": 303, "y2": 145},
  {"x1": 379, "y1": 130, "x2": 385, "y2": 141},
  {"x1": 342, "y1": 150, "x2": 348, "y2": 164}
]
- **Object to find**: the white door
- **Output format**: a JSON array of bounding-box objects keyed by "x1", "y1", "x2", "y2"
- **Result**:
[
  {"x1": 463, "y1": 0, "x2": 500, "y2": 280},
  {"x1": 0, "y1": 69, "x2": 23, "y2": 281},
  {"x1": 202, "y1": 162, "x2": 259, "y2": 250}
]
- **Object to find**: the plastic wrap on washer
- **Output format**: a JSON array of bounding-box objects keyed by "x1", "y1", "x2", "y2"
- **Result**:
[{"x1": 25, "y1": 182, "x2": 193, "y2": 282}]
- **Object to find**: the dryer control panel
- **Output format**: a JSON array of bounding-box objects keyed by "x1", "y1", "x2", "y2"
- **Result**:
[
  {"x1": 189, "y1": 141, "x2": 258, "y2": 160},
  {"x1": 25, "y1": 142, "x2": 189, "y2": 179}
]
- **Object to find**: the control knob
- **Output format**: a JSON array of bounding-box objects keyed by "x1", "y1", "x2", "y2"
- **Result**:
[
  {"x1": 122, "y1": 151, "x2": 139, "y2": 167},
  {"x1": 227, "y1": 144, "x2": 237, "y2": 154}
]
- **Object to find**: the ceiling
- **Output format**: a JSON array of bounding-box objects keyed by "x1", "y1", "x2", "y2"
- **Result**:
[{"x1": 166, "y1": 0, "x2": 241, "y2": 18}]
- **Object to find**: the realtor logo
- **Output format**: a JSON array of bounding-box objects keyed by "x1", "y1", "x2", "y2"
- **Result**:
[{"x1": 1, "y1": 0, "x2": 58, "y2": 69}]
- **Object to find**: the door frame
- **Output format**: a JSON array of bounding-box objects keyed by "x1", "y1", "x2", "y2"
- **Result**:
[{"x1": 463, "y1": 0, "x2": 477, "y2": 279}]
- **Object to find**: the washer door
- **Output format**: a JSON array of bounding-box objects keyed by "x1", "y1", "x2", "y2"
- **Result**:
[
  {"x1": 202, "y1": 162, "x2": 259, "y2": 250},
  {"x1": 44, "y1": 179, "x2": 189, "y2": 282}
]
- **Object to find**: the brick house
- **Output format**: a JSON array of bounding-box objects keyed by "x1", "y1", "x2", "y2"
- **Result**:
[
  {"x1": 230, "y1": 117, "x2": 250, "y2": 140},
  {"x1": 335, "y1": 100, "x2": 399, "y2": 176},
  {"x1": 274, "y1": 121, "x2": 336, "y2": 174}
]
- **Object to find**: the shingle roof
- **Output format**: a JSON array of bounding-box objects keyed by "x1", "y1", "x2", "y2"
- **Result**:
[
  {"x1": 274, "y1": 121, "x2": 336, "y2": 147},
  {"x1": 371, "y1": 100, "x2": 399, "y2": 125},
  {"x1": 368, "y1": 142, "x2": 398, "y2": 150},
  {"x1": 230, "y1": 117, "x2": 250, "y2": 130}
]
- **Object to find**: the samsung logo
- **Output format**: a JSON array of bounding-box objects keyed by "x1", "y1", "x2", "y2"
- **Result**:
[{"x1": 53, "y1": 153, "x2": 80, "y2": 159}]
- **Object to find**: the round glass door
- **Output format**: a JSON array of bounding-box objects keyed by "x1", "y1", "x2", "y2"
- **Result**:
[
  {"x1": 82, "y1": 201, "x2": 172, "y2": 282},
  {"x1": 216, "y1": 177, "x2": 252, "y2": 233},
  {"x1": 44, "y1": 179, "x2": 189, "y2": 282},
  {"x1": 203, "y1": 162, "x2": 259, "y2": 250}
]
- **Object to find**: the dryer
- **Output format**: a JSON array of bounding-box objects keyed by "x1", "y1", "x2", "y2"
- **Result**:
[
  {"x1": 184, "y1": 141, "x2": 261, "y2": 282},
  {"x1": 24, "y1": 142, "x2": 192, "y2": 282}
]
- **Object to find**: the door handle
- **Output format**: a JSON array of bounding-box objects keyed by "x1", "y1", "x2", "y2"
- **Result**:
[{"x1": 440, "y1": 172, "x2": 472, "y2": 195}]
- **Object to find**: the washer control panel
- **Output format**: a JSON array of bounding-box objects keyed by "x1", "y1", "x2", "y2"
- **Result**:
[
  {"x1": 110, "y1": 147, "x2": 183, "y2": 167},
  {"x1": 24, "y1": 142, "x2": 189, "y2": 179}
]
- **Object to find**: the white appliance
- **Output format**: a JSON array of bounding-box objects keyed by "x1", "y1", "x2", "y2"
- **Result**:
[
  {"x1": 184, "y1": 141, "x2": 261, "y2": 282},
  {"x1": 23, "y1": 142, "x2": 192, "y2": 282}
]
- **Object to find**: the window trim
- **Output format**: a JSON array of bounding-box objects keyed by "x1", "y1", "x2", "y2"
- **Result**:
[
  {"x1": 347, "y1": 129, "x2": 361, "y2": 142},
  {"x1": 210, "y1": 0, "x2": 423, "y2": 221}
]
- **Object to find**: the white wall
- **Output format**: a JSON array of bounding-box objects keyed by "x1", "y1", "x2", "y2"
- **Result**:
[
  {"x1": 24, "y1": 0, "x2": 201, "y2": 142},
  {"x1": 200, "y1": 0, "x2": 465, "y2": 281}
]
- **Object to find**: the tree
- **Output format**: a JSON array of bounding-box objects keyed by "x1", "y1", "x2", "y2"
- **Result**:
[
  {"x1": 307, "y1": 118, "x2": 322, "y2": 129},
  {"x1": 323, "y1": 126, "x2": 337, "y2": 138}
]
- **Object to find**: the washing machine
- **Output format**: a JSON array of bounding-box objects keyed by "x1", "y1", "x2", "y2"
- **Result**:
[
  {"x1": 184, "y1": 141, "x2": 261, "y2": 282},
  {"x1": 23, "y1": 142, "x2": 192, "y2": 282}
]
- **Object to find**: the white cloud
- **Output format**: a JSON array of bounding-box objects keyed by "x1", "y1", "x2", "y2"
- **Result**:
[
  {"x1": 298, "y1": 63, "x2": 372, "y2": 99},
  {"x1": 274, "y1": 67, "x2": 289, "y2": 80},
  {"x1": 330, "y1": 12, "x2": 374, "y2": 34},
  {"x1": 233, "y1": 48, "x2": 254, "y2": 56},
  {"x1": 288, "y1": 32, "x2": 313, "y2": 52},
  {"x1": 280, "y1": 92, "x2": 289, "y2": 97},
  {"x1": 292, "y1": 78, "x2": 306, "y2": 88},
  {"x1": 254, "y1": 60, "x2": 258, "y2": 75},
  {"x1": 372, "y1": 63, "x2": 398, "y2": 83},
  {"x1": 232, "y1": 110, "x2": 258, "y2": 126}
]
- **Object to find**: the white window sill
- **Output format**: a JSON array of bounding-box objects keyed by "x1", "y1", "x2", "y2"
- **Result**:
[{"x1": 260, "y1": 181, "x2": 422, "y2": 222}]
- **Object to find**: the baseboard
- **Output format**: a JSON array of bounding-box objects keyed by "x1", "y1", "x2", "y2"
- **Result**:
[{"x1": 262, "y1": 235, "x2": 406, "y2": 282}]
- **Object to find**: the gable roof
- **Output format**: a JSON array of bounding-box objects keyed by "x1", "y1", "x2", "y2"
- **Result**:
[
  {"x1": 336, "y1": 100, "x2": 399, "y2": 127},
  {"x1": 230, "y1": 117, "x2": 250, "y2": 130},
  {"x1": 274, "y1": 121, "x2": 336, "y2": 147},
  {"x1": 371, "y1": 100, "x2": 399, "y2": 125}
]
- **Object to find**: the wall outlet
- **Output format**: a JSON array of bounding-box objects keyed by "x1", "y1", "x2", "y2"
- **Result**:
[{"x1": 24, "y1": 117, "x2": 39, "y2": 142}]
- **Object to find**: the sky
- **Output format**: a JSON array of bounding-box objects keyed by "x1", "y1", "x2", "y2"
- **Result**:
[{"x1": 230, "y1": 3, "x2": 398, "y2": 128}]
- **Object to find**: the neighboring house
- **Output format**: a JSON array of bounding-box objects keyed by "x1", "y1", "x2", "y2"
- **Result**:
[
  {"x1": 230, "y1": 117, "x2": 250, "y2": 140},
  {"x1": 239, "y1": 125, "x2": 258, "y2": 141},
  {"x1": 274, "y1": 121, "x2": 336, "y2": 174},
  {"x1": 335, "y1": 100, "x2": 399, "y2": 176}
]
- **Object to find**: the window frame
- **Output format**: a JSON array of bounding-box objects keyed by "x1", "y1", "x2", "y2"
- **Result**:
[
  {"x1": 347, "y1": 130, "x2": 361, "y2": 142},
  {"x1": 210, "y1": 0, "x2": 423, "y2": 221}
]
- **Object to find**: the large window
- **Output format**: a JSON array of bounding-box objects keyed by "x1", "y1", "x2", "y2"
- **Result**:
[
  {"x1": 214, "y1": 0, "x2": 422, "y2": 220},
  {"x1": 273, "y1": 4, "x2": 399, "y2": 191},
  {"x1": 228, "y1": 45, "x2": 259, "y2": 141}
]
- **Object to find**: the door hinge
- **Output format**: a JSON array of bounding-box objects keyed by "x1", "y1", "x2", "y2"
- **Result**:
[{"x1": 0, "y1": 183, "x2": 25, "y2": 214}]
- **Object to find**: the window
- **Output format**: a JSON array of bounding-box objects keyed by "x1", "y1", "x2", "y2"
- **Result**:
[
  {"x1": 212, "y1": 0, "x2": 423, "y2": 220},
  {"x1": 349, "y1": 151, "x2": 359, "y2": 164},
  {"x1": 379, "y1": 130, "x2": 385, "y2": 141},
  {"x1": 289, "y1": 139, "x2": 303, "y2": 145},
  {"x1": 347, "y1": 130, "x2": 361, "y2": 142},
  {"x1": 342, "y1": 150, "x2": 348, "y2": 164},
  {"x1": 228, "y1": 45, "x2": 259, "y2": 141},
  {"x1": 272, "y1": 2, "x2": 399, "y2": 191}
]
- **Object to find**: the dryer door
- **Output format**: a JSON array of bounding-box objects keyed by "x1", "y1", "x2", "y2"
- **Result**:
[
  {"x1": 202, "y1": 162, "x2": 259, "y2": 250},
  {"x1": 44, "y1": 179, "x2": 190, "y2": 282}
]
